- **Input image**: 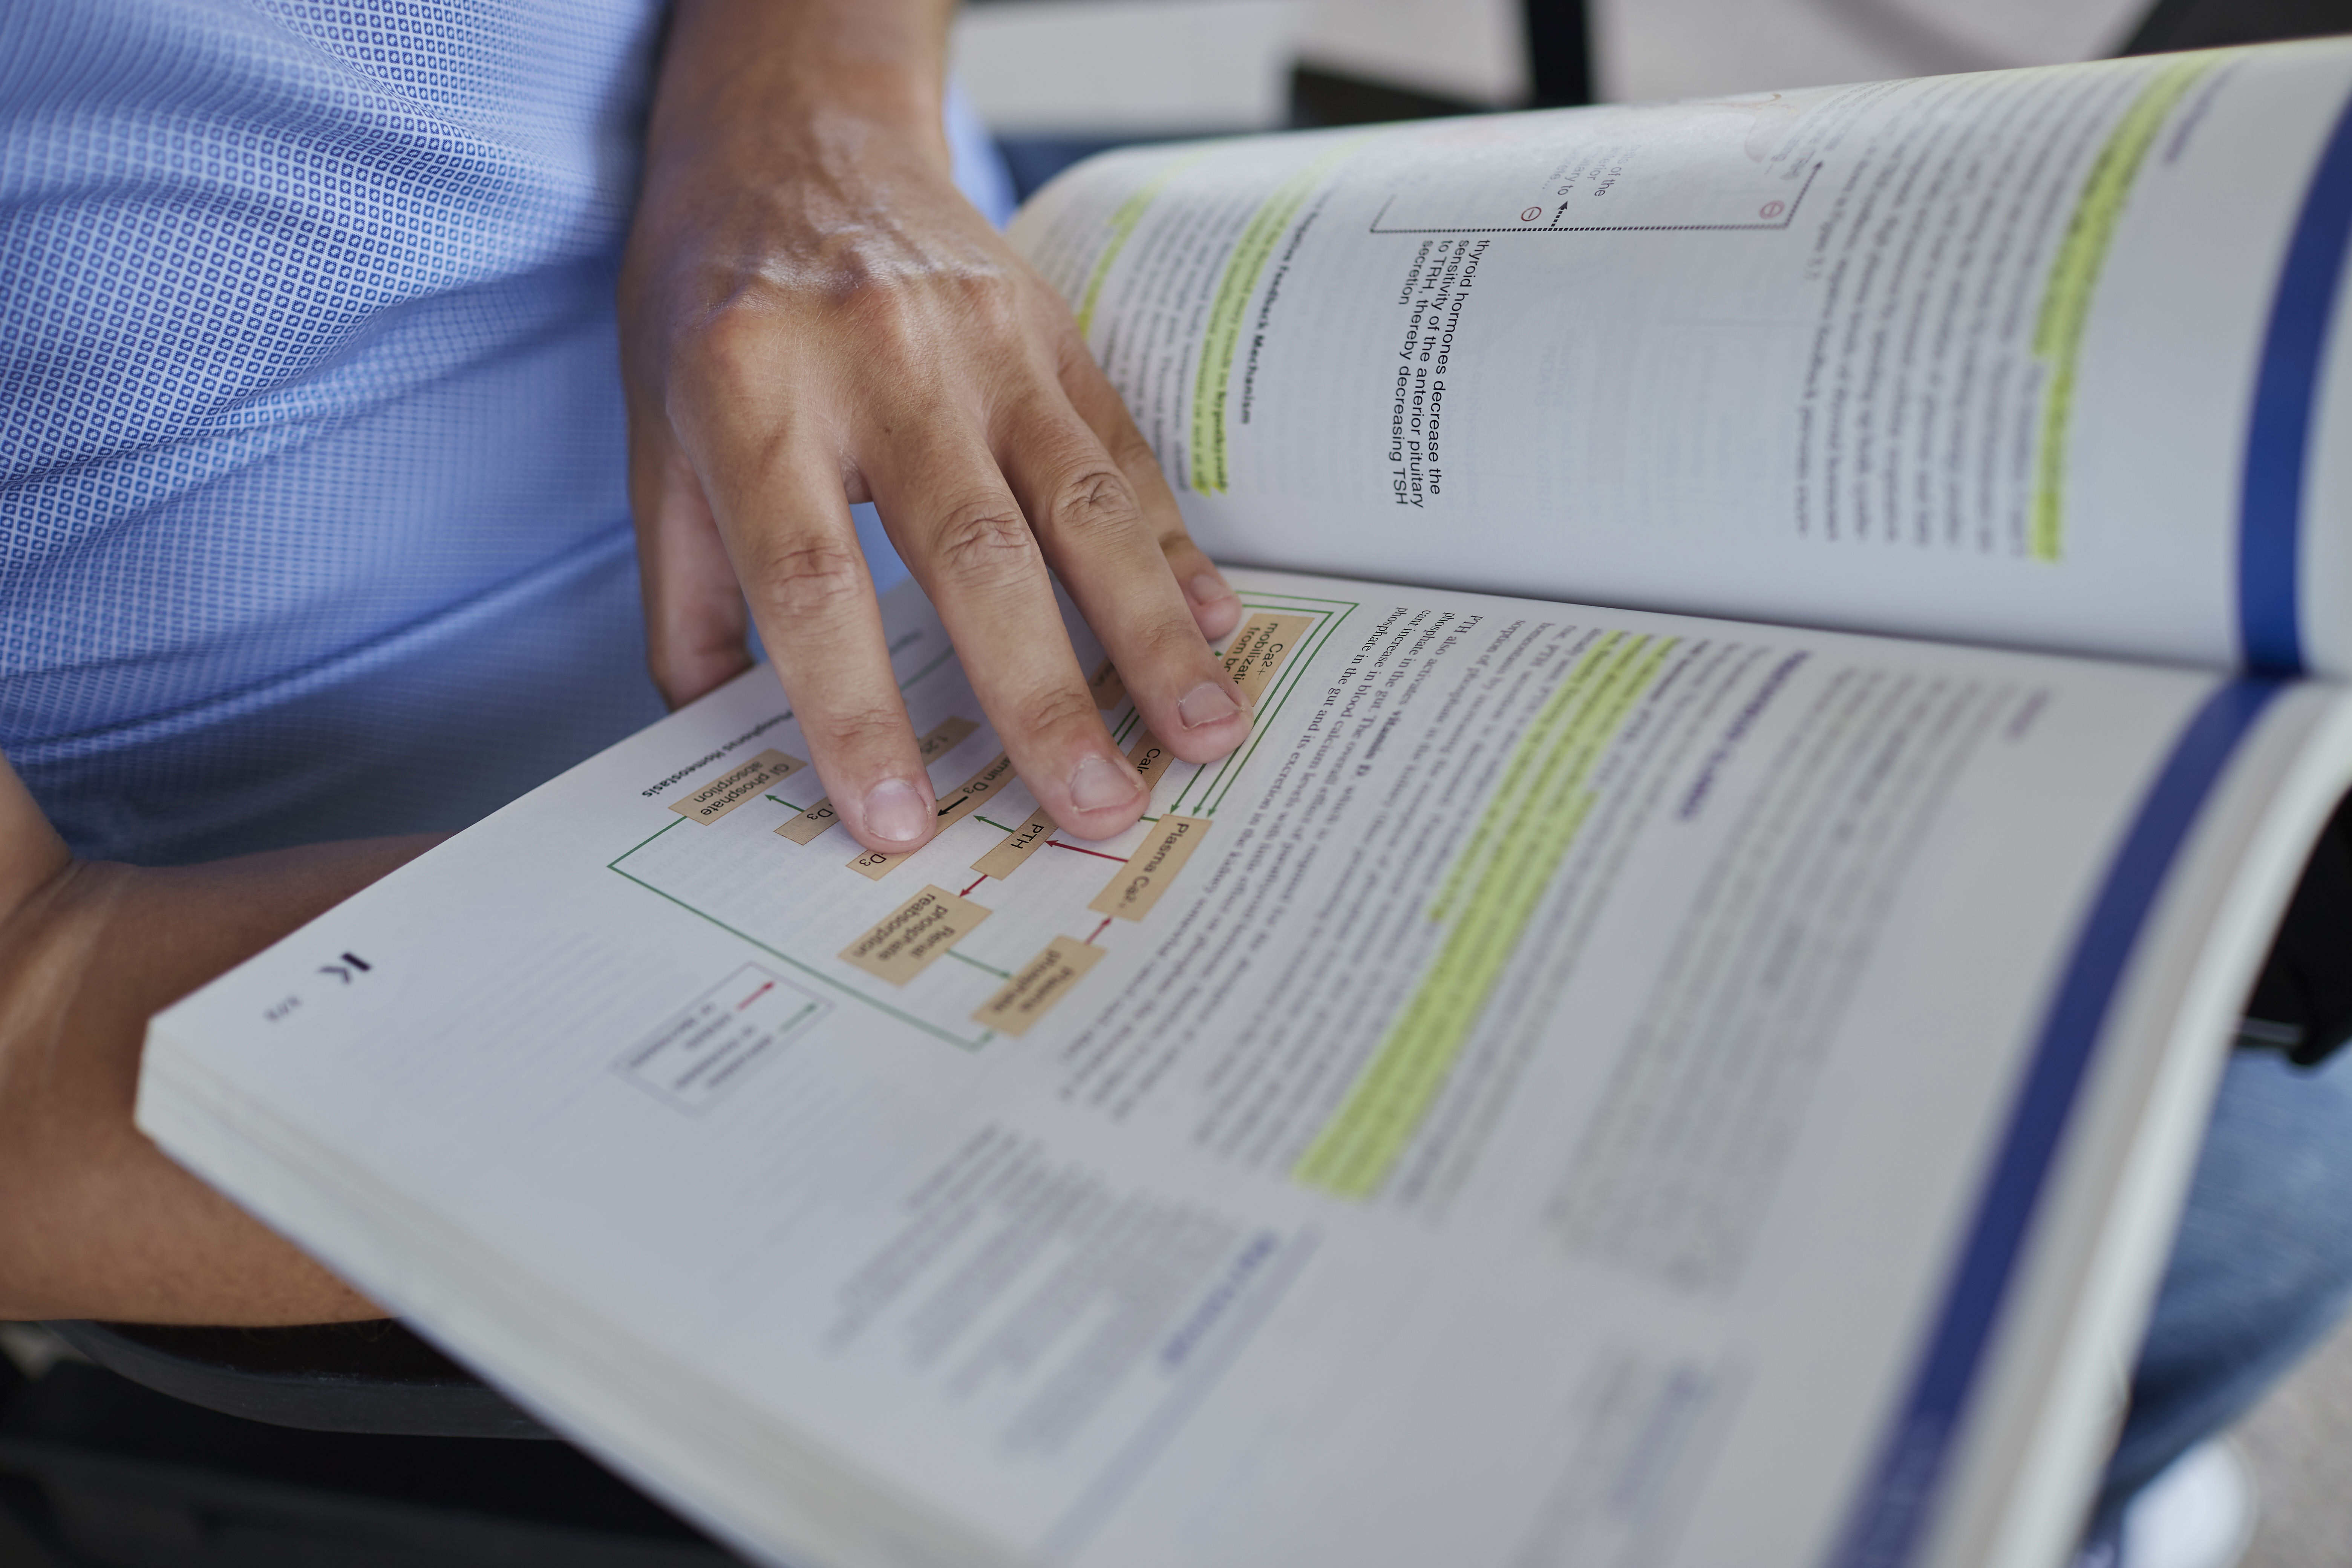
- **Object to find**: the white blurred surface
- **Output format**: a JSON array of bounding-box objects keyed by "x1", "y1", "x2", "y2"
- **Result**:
[
  {"x1": 952, "y1": 0, "x2": 1525, "y2": 132},
  {"x1": 1593, "y1": 0, "x2": 2150, "y2": 101},
  {"x1": 953, "y1": 0, "x2": 2156, "y2": 135},
  {"x1": 2234, "y1": 1309, "x2": 2352, "y2": 1568}
]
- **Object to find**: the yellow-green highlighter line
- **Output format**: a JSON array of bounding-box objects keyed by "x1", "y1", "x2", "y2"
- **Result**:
[
  {"x1": 1074, "y1": 152, "x2": 1207, "y2": 339},
  {"x1": 2029, "y1": 54, "x2": 2220, "y2": 560},
  {"x1": 1296, "y1": 634, "x2": 1675, "y2": 1199},
  {"x1": 1189, "y1": 141, "x2": 1361, "y2": 494}
]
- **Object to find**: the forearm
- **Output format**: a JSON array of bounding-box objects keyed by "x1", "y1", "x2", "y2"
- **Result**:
[{"x1": 0, "y1": 758, "x2": 436, "y2": 1322}]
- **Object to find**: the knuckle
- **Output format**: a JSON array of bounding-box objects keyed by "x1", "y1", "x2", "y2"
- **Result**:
[
  {"x1": 834, "y1": 277, "x2": 929, "y2": 348},
  {"x1": 746, "y1": 539, "x2": 868, "y2": 621},
  {"x1": 1007, "y1": 679, "x2": 1101, "y2": 743},
  {"x1": 929, "y1": 502, "x2": 1040, "y2": 583},
  {"x1": 911, "y1": 263, "x2": 1019, "y2": 329},
  {"x1": 842, "y1": 265, "x2": 1022, "y2": 353},
  {"x1": 1129, "y1": 611, "x2": 1213, "y2": 671},
  {"x1": 668, "y1": 312, "x2": 796, "y2": 430},
  {"x1": 1042, "y1": 466, "x2": 1137, "y2": 542},
  {"x1": 956, "y1": 271, "x2": 1025, "y2": 336},
  {"x1": 806, "y1": 703, "x2": 912, "y2": 759},
  {"x1": 675, "y1": 301, "x2": 772, "y2": 382}
]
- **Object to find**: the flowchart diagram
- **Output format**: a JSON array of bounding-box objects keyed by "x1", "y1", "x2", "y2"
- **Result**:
[{"x1": 607, "y1": 590, "x2": 1357, "y2": 1057}]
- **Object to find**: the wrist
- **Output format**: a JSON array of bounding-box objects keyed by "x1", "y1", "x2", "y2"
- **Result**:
[{"x1": 650, "y1": 0, "x2": 952, "y2": 177}]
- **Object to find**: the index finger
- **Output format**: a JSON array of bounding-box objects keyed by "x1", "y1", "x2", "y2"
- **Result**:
[
  {"x1": 1056, "y1": 340, "x2": 1247, "y2": 646},
  {"x1": 687, "y1": 424, "x2": 941, "y2": 856},
  {"x1": 869, "y1": 420, "x2": 1157, "y2": 842}
]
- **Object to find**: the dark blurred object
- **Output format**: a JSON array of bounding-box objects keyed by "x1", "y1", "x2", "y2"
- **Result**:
[
  {"x1": 994, "y1": 66, "x2": 1489, "y2": 205},
  {"x1": 1291, "y1": 0, "x2": 1589, "y2": 125},
  {"x1": 0, "y1": 1346, "x2": 739, "y2": 1566},
  {"x1": 1288, "y1": 63, "x2": 1484, "y2": 128},
  {"x1": 2238, "y1": 793, "x2": 2352, "y2": 1067},
  {"x1": 2122, "y1": 0, "x2": 2352, "y2": 52},
  {"x1": 1523, "y1": 0, "x2": 1594, "y2": 107},
  {"x1": 41, "y1": 1320, "x2": 548, "y2": 1439}
]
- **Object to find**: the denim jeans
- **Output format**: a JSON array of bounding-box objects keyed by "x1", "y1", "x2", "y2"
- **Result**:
[{"x1": 2092, "y1": 1044, "x2": 2352, "y2": 1530}]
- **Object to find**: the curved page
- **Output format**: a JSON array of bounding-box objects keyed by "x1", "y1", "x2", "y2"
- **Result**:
[
  {"x1": 138, "y1": 573, "x2": 2351, "y2": 1568},
  {"x1": 1012, "y1": 41, "x2": 2352, "y2": 677}
]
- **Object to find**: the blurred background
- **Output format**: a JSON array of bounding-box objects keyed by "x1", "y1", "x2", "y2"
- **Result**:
[{"x1": 956, "y1": 0, "x2": 2341, "y2": 198}]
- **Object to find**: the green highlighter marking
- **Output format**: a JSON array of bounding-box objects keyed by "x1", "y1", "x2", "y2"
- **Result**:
[
  {"x1": 1295, "y1": 632, "x2": 1676, "y2": 1199},
  {"x1": 2029, "y1": 54, "x2": 2220, "y2": 561},
  {"x1": 1075, "y1": 151, "x2": 1208, "y2": 338},
  {"x1": 1189, "y1": 141, "x2": 1363, "y2": 495}
]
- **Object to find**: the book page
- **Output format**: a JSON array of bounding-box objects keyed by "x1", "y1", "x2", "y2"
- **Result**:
[
  {"x1": 1012, "y1": 41, "x2": 2352, "y2": 677},
  {"x1": 139, "y1": 573, "x2": 2352, "y2": 1568}
]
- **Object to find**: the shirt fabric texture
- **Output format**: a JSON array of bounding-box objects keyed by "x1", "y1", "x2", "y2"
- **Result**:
[{"x1": 0, "y1": 0, "x2": 1007, "y2": 864}]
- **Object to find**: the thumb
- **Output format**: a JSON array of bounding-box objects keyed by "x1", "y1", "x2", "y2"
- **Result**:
[{"x1": 629, "y1": 406, "x2": 755, "y2": 708}]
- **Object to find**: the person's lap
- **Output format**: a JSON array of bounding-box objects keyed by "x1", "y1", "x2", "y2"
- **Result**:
[{"x1": 2097, "y1": 1043, "x2": 2352, "y2": 1525}]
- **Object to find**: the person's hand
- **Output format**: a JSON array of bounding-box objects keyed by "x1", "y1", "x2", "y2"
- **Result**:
[
  {"x1": 619, "y1": 0, "x2": 1249, "y2": 856},
  {"x1": 0, "y1": 754, "x2": 418, "y2": 1323}
]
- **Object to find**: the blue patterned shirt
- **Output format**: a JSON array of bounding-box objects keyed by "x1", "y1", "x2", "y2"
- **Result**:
[{"x1": 0, "y1": 0, "x2": 1009, "y2": 863}]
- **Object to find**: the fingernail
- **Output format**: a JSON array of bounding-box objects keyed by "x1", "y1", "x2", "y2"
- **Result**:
[
  {"x1": 862, "y1": 778, "x2": 929, "y2": 844},
  {"x1": 1188, "y1": 571, "x2": 1234, "y2": 607},
  {"x1": 1069, "y1": 753, "x2": 1143, "y2": 812},
  {"x1": 1178, "y1": 681, "x2": 1241, "y2": 730}
]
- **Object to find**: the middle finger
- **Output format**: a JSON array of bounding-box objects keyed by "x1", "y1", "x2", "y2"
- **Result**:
[
  {"x1": 867, "y1": 420, "x2": 1152, "y2": 841},
  {"x1": 991, "y1": 381, "x2": 1253, "y2": 769}
]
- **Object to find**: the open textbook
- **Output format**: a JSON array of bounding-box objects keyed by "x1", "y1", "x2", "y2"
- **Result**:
[{"x1": 140, "y1": 38, "x2": 2352, "y2": 1568}]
